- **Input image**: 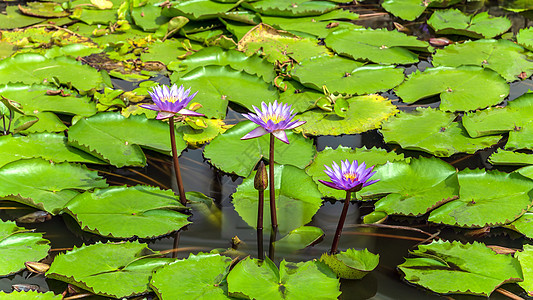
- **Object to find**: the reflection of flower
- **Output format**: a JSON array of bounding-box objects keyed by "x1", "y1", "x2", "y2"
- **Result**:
[
  {"x1": 140, "y1": 84, "x2": 204, "y2": 120},
  {"x1": 319, "y1": 160, "x2": 379, "y2": 192},
  {"x1": 241, "y1": 100, "x2": 306, "y2": 144}
]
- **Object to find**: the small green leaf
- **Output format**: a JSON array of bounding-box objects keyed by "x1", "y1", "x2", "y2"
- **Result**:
[
  {"x1": 0, "y1": 220, "x2": 50, "y2": 276},
  {"x1": 273, "y1": 226, "x2": 324, "y2": 252},
  {"x1": 515, "y1": 244, "x2": 533, "y2": 296},
  {"x1": 489, "y1": 150, "x2": 533, "y2": 166},
  {"x1": 398, "y1": 240, "x2": 523, "y2": 296},
  {"x1": 0, "y1": 291, "x2": 61, "y2": 299},
  {"x1": 428, "y1": 9, "x2": 511, "y2": 38},
  {"x1": 320, "y1": 248, "x2": 379, "y2": 279}
]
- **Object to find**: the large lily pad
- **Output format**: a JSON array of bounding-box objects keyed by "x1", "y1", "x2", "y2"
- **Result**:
[
  {"x1": 506, "y1": 206, "x2": 533, "y2": 239},
  {"x1": 428, "y1": 9, "x2": 512, "y2": 38},
  {"x1": 173, "y1": 65, "x2": 278, "y2": 119},
  {"x1": 0, "y1": 53, "x2": 104, "y2": 92},
  {"x1": 62, "y1": 185, "x2": 189, "y2": 239},
  {"x1": 67, "y1": 112, "x2": 187, "y2": 167},
  {"x1": 260, "y1": 10, "x2": 360, "y2": 38},
  {"x1": 380, "y1": 108, "x2": 502, "y2": 156},
  {"x1": 360, "y1": 157, "x2": 459, "y2": 216},
  {"x1": 517, "y1": 27, "x2": 533, "y2": 51},
  {"x1": 428, "y1": 169, "x2": 533, "y2": 227},
  {"x1": 0, "y1": 291, "x2": 61, "y2": 299},
  {"x1": 237, "y1": 24, "x2": 330, "y2": 63},
  {"x1": 294, "y1": 94, "x2": 398, "y2": 136},
  {"x1": 273, "y1": 226, "x2": 324, "y2": 253},
  {"x1": 0, "y1": 220, "x2": 50, "y2": 276},
  {"x1": 163, "y1": 0, "x2": 237, "y2": 20},
  {"x1": 398, "y1": 240, "x2": 523, "y2": 296},
  {"x1": 0, "y1": 133, "x2": 104, "y2": 168},
  {"x1": 0, "y1": 6, "x2": 44, "y2": 29},
  {"x1": 432, "y1": 39, "x2": 533, "y2": 82},
  {"x1": 179, "y1": 47, "x2": 276, "y2": 82},
  {"x1": 203, "y1": 121, "x2": 315, "y2": 177},
  {"x1": 291, "y1": 55, "x2": 405, "y2": 95},
  {"x1": 395, "y1": 66, "x2": 509, "y2": 112},
  {"x1": 46, "y1": 241, "x2": 173, "y2": 298},
  {"x1": 242, "y1": 0, "x2": 337, "y2": 17},
  {"x1": 150, "y1": 253, "x2": 232, "y2": 299},
  {"x1": 324, "y1": 28, "x2": 429, "y2": 65},
  {"x1": 381, "y1": 0, "x2": 460, "y2": 21},
  {"x1": 232, "y1": 164, "x2": 323, "y2": 235},
  {"x1": 227, "y1": 257, "x2": 341, "y2": 299},
  {"x1": 0, "y1": 158, "x2": 107, "y2": 215},
  {"x1": 18, "y1": 2, "x2": 70, "y2": 18},
  {"x1": 305, "y1": 146, "x2": 405, "y2": 199},
  {"x1": 278, "y1": 80, "x2": 321, "y2": 113},
  {"x1": 462, "y1": 93, "x2": 533, "y2": 138}
]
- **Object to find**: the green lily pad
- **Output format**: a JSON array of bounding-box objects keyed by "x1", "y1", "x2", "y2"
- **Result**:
[
  {"x1": 0, "y1": 291, "x2": 62, "y2": 299},
  {"x1": 67, "y1": 112, "x2": 187, "y2": 167},
  {"x1": 489, "y1": 150, "x2": 533, "y2": 166},
  {"x1": 0, "y1": 133, "x2": 104, "y2": 168},
  {"x1": 70, "y1": 6, "x2": 118, "y2": 25},
  {"x1": 141, "y1": 39, "x2": 202, "y2": 65},
  {"x1": 462, "y1": 93, "x2": 533, "y2": 138},
  {"x1": 360, "y1": 157, "x2": 459, "y2": 216},
  {"x1": 43, "y1": 44, "x2": 102, "y2": 59},
  {"x1": 305, "y1": 146, "x2": 405, "y2": 199},
  {"x1": 398, "y1": 240, "x2": 523, "y2": 296},
  {"x1": 150, "y1": 253, "x2": 232, "y2": 299},
  {"x1": 294, "y1": 94, "x2": 399, "y2": 136},
  {"x1": 131, "y1": 4, "x2": 169, "y2": 32},
  {"x1": 291, "y1": 55, "x2": 405, "y2": 95},
  {"x1": 432, "y1": 39, "x2": 533, "y2": 82},
  {"x1": 227, "y1": 257, "x2": 341, "y2": 299},
  {"x1": 62, "y1": 185, "x2": 189, "y2": 239},
  {"x1": 0, "y1": 6, "x2": 44, "y2": 29},
  {"x1": 260, "y1": 10, "x2": 360, "y2": 38},
  {"x1": 243, "y1": 0, "x2": 337, "y2": 17},
  {"x1": 517, "y1": 165, "x2": 533, "y2": 180},
  {"x1": 509, "y1": 207, "x2": 533, "y2": 239},
  {"x1": 395, "y1": 66, "x2": 509, "y2": 112},
  {"x1": 18, "y1": 2, "x2": 70, "y2": 18},
  {"x1": 324, "y1": 28, "x2": 429, "y2": 65},
  {"x1": 0, "y1": 53, "x2": 103, "y2": 92},
  {"x1": 237, "y1": 24, "x2": 330, "y2": 63},
  {"x1": 381, "y1": 0, "x2": 460, "y2": 21},
  {"x1": 0, "y1": 220, "x2": 50, "y2": 276},
  {"x1": 517, "y1": 27, "x2": 533, "y2": 51},
  {"x1": 232, "y1": 164, "x2": 323, "y2": 235},
  {"x1": 173, "y1": 65, "x2": 278, "y2": 119},
  {"x1": 203, "y1": 121, "x2": 315, "y2": 177},
  {"x1": 320, "y1": 248, "x2": 379, "y2": 279},
  {"x1": 179, "y1": 47, "x2": 276, "y2": 82},
  {"x1": 428, "y1": 9, "x2": 511, "y2": 38},
  {"x1": 0, "y1": 158, "x2": 107, "y2": 214},
  {"x1": 164, "y1": 0, "x2": 237, "y2": 20},
  {"x1": 380, "y1": 107, "x2": 501, "y2": 157},
  {"x1": 515, "y1": 244, "x2": 533, "y2": 296},
  {"x1": 273, "y1": 226, "x2": 324, "y2": 253},
  {"x1": 428, "y1": 169, "x2": 533, "y2": 227},
  {"x1": 176, "y1": 118, "x2": 229, "y2": 147},
  {"x1": 0, "y1": 83, "x2": 97, "y2": 117},
  {"x1": 46, "y1": 241, "x2": 173, "y2": 298}
]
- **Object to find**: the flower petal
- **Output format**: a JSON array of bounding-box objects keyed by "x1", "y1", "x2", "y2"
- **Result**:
[
  {"x1": 241, "y1": 126, "x2": 268, "y2": 140},
  {"x1": 272, "y1": 130, "x2": 289, "y2": 144},
  {"x1": 156, "y1": 111, "x2": 175, "y2": 120},
  {"x1": 177, "y1": 109, "x2": 205, "y2": 117},
  {"x1": 318, "y1": 180, "x2": 343, "y2": 190},
  {"x1": 139, "y1": 104, "x2": 159, "y2": 111}
]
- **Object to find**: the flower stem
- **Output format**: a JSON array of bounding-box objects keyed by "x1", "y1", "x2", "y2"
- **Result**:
[
  {"x1": 169, "y1": 116, "x2": 186, "y2": 205},
  {"x1": 331, "y1": 190, "x2": 352, "y2": 254},
  {"x1": 268, "y1": 227, "x2": 277, "y2": 260},
  {"x1": 269, "y1": 133, "x2": 278, "y2": 231},
  {"x1": 6, "y1": 110, "x2": 12, "y2": 135},
  {"x1": 2, "y1": 115, "x2": 6, "y2": 135},
  {"x1": 257, "y1": 189, "x2": 264, "y2": 260}
]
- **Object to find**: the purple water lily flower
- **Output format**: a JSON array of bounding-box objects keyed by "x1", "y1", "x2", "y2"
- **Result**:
[
  {"x1": 241, "y1": 100, "x2": 306, "y2": 144},
  {"x1": 319, "y1": 160, "x2": 379, "y2": 192},
  {"x1": 140, "y1": 84, "x2": 204, "y2": 120}
]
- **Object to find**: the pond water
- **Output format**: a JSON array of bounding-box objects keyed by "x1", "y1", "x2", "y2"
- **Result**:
[{"x1": 2, "y1": 0, "x2": 533, "y2": 299}]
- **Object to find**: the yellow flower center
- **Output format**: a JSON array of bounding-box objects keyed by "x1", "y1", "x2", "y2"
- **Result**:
[
  {"x1": 343, "y1": 173, "x2": 358, "y2": 181},
  {"x1": 163, "y1": 97, "x2": 179, "y2": 103},
  {"x1": 262, "y1": 114, "x2": 284, "y2": 124}
]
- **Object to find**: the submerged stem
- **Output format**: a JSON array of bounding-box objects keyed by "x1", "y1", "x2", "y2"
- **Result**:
[
  {"x1": 269, "y1": 133, "x2": 278, "y2": 230},
  {"x1": 331, "y1": 190, "x2": 352, "y2": 254},
  {"x1": 6, "y1": 110, "x2": 13, "y2": 135},
  {"x1": 169, "y1": 116, "x2": 187, "y2": 205},
  {"x1": 2, "y1": 115, "x2": 5, "y2": 135}
]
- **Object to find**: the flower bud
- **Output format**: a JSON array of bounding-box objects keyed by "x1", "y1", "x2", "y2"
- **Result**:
[{"x1": 254, "y1": 161, "x2": 268, "y2": 191}]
